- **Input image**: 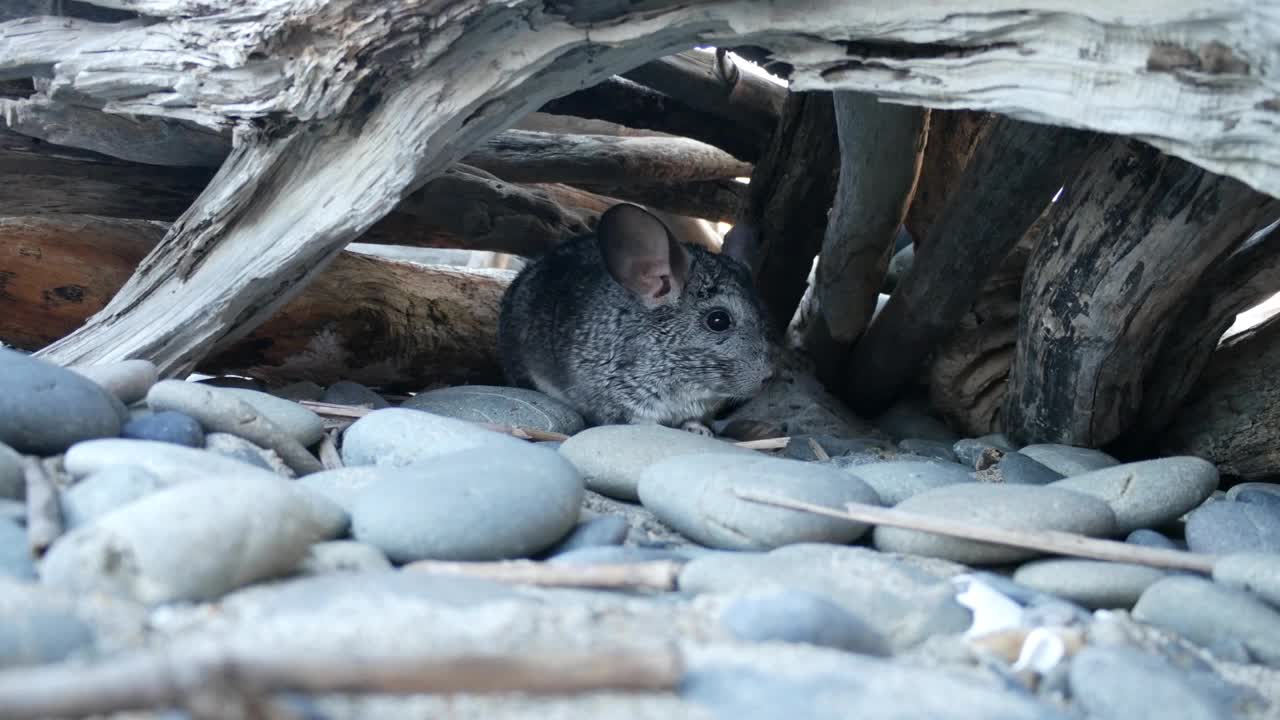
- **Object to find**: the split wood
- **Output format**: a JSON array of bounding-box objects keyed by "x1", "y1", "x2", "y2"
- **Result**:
[
  {"x1": 405, "y1": 559, "x2": 682, "y2": 592},
  {"x1": 734, "y1": 490, "x2": 1219, "y2": 574},
  {"x1": 0, "y1": 644, "x2": 683, "y2": 720}
]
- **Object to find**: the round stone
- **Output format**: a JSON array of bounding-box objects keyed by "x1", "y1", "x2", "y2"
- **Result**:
[
  {"x1": 0, "y1": 442, "x2": 22, "y2": 500},
  {"x1": 271, "y1": 380, "x2": 325, "y2": 402},
  {"x1": 295, "y1": 540, "x2": 393, "y2": 575},
  {"x1": 60, "y1": 465, "x2": 166, "y2": 529},
  {"x1": 1225, "y1": 481, "x2": 1280, "y2": 503},
  {"x1": 1125, "y1": 528, "x2": 1178, "y2": 550},
  {"x1": 320, "y1": 380, "x2": 389, "y2": 409},
  {"x1": 402, "y1": 385, "x2": 584, "y2": 435},
  {"x1": 874, "y1": 484, "x2": 1118, "y2": 565},
  {"x1": 559, "y1": 424, "x2": 753, "y2": 501},
  {"x1": 341, "y1": 408, "x2": 519, "y2": 468},
  {"x1": 1050, "y1": 457, "x2": 1219, "y2": 533},
  {"x1": 120, "y1": 410, "x2": 205, "y2": 448},
  {"x1": 1134, "y1": 575, "x2": 1280, "y2": 667},
  {"x1": 638, "y1": 454, "x2": 881, "y2": 550},
  {"x1": 842, "y1": 461, "x2": 974, "y2": 505},
  {"x1": 0, "y1": 593, "x2": 95, "y2": 668},
  {"x1": 896, "y1": 439, "x2": 958, "y2": 463},
  {"x1": 541, "y1": 515, "x2": 629, "y2": 557},
  {"x1": 297, "y1": 466, "x2": 387, "y2": 514},
  {"x1": 993, "y1": 452, "x2": 1064, "y2": 485},
  {"x1": 782, "y1": 435, "x2": 890, "y2": 461},
  {"x1": 352, "y1": 443, "x2": 583, "y2": 562},
  {"x1": 1236, "y1": 489, "x2": 1280, "y2": 511},
  {"x1": 68, "y1": 359, "x2": 158, "y2": 405},
  {"x1": 1069, "y1": 646, "x2": 1245, "y2": 720},
  {"x1": 1012, "y1": 559, "x2": 1166, "y2": 609},
  {"x1": 0, "y1": 348, "x2": 123, "y2": 455},
  {"x1": 0, "y1": 519, "x2": 35, "y2": 580},
  {"x1": 1213, "y1": 553, "x2": 1280, "y2": 609},
  {"x1": 720, "y1": 590, "x2": 889, "y2": 655},
  {"x1": 217, "y1": 387, "x2": 326, "y2": 447},
  {"x1": 204, "y1": 432, "x2": 293, "y2": 477},
  {"x1": 873, "y1": 400, "x2": 958, "y2": 444},
  {"x1": 1018, "y1": 444, "x2": 1119, "y2": 476},
  {"x1": 64, "y1": 438, "x2": 286, "y2": 485},
  {"x1": 1185, "y1": 500, "x2": 1280, "y2": 554}
]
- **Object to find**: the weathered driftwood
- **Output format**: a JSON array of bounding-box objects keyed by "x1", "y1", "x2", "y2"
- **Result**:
[
  {"x1": 799, "y1": 92, "x2": 928, "y2": 388},
  {"x1": 1163, "y1": 313, "x2": 1280, "y2": 479},
  {"x1": 1004, "y1": 139, "x2": 1279, "y2": 448},
  {"x1": 573, "y1": 179, "x2": 745, "y2": 224},
  {"x1": 845, "y1": 117, "x2": 1098, "y2": 416},
  {"x1": 406, "y1": 559, "x2": 682, "y2": 592},
  {"x1": 0, "y1": 215, "x2": 509, "y2": 390},
  {"x1": 620, "y1": 49, "x2": 784, "y2": 141},
  {"x1": 903, "y1": 110, "x2": 992, "y2": 249},
  {"x1": 739, "y1": 91, "x2": 839, "y2": 331},
  {"x1": 6, "y1": 1, "x2": 1274, "y2": 377}
]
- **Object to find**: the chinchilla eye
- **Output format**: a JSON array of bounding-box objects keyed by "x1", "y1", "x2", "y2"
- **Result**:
[{"x1": 704, "y1": 308, "x2": 733, "y2": 332}]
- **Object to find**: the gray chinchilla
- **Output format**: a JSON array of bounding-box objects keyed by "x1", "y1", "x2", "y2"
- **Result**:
[{"x1": 498, "y1": 203, "x2": 774, "y2": 434}]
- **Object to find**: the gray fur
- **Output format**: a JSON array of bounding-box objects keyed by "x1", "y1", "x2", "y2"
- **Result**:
[{"x1": 498, "y1": 204, "x2": 774, "y2": 428}]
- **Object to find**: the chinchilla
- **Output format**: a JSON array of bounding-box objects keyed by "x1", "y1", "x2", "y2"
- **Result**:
[{"x1": 497, "y1": 203, "x2": 774, "y2": 434}]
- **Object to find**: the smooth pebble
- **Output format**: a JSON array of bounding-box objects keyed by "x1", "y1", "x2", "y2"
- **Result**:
[
  {"x1": 897, "y1": 438, "x2": 957, "y2": 462},
  {"x1": 204, "y1": 432, "x2": 293, "y2": 477},
  {"x1": 64, "y1": 438, "x2": 279, "y2": 484},
  {"x1": 1013, "y1": 559, "x2": 1165, "y2": 609},
  {"x1": 0, "y1": 519, "x2": 35, "y2": 580},
  {"x1": 321, "y1": 380, "x2": 389, "y2": 409},
  {"x1": 993, "y1": 452, "x2": 1064, "y2": 485},
  {"x1": 341, "y1": 408, "x2": 516, "y2": 468},
  {"x1": 402, "y1": 385, "x2": 583, "y2": 435},
  {"x1": 843, "y1": 460, "x2": 973, "y2": 505},
  {"x1": 68, "y1": 360, "x2": 158, "y2": 405},
  {"x1": 120, "y1": 410, "x2": 204, "y2": 448},
  {"x1": 1212, "y1": 553, "x2": 1280, "y2": 609},
  {"x1": 1185, "y1": 500, "x2": 1280, "y2": 554},
  {"x1": 559, "y1": 424, "x2": 752, "y2": 501},
  {"x1": 720, "y1": 590, "x2": 888, "y2": 655},
  {"x1": 873, "y1": 399, "x2": 958, "y2": 444},
  {"x1": 1125, "y1": 528, "x2": 1179, "y2": 550},
  {"x1": 542, "y1": 515, "x2": 629, "y2": 557},
  {"x1": 1069, "y1": 646, "x2": 1244, "y2": 720},
  {"x1": 0, "y1": 349, "x2": 123, "y2": 454},
  {"x1": 297, "y1": 466, "x2": 387, "y2": 514},
  {"x1": 295, "y1": 541, "x2": 393, "y2": 576},
  {"x1": 1050, "y1": 457, "x2": 1219, "y2": 533},
  {"x1": 60, "y1": 465, "x2": 166, "y2": 529},
  {"x1": 0, "y1": 442, "x2": 22, "y2": 500},
  {"x1": 1134, "y1": 575, "x2": 1280, "y2": 667},
  {"x1": 1018, "y1": 444, "x2": 1119, "y2": 476}
]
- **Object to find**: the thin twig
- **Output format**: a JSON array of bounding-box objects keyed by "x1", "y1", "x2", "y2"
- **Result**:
[
  {"x1": 23, "y1": 457, "x2": 62, "y2": 557},
  {"x1": 734, "y1": 437, "x2": 790, "y2": 451},
  {"x1": 405, "y1": 559, "x2": 682, "y2": 591},
  {"x1": 317, "y1": 430, "x2": 343, "y2": 470},
  {"x1": 0, "y1": 644, "x2": 684, "y2": 720},
  {"x1": 807, "y1": 437, "x2": 831, "y2": 461},
  {"x1": 733, "y1": 490, "x2": 1219, "y2": 574}
]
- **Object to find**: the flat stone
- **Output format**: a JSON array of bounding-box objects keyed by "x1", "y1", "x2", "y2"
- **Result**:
[
  {"x1": 874, "y1": 484, "x2": 1117, "y2": 565},
  {"x1": 993, "y1": 452, "x2": 1065, "y2": 485},
  {"x1": 720, "y1": 590, "x2": 888, "y2": 656},
  {"x1": 680, "y1": 544, "x2": 971, "y2": 651},
  {"x1": 1213, "y1": 553, "x2": 1280, "y2": 609},
  {"x1": 559, "y1": 424, "x2": 753, "y2": 501},
  {"x1": 120, "y1": 410, "x2": 204, "y2": 448},
  {"x1": 0, "y1": 348, "x2": 123, "y2": 455},
  {"x1": 541, "y1": 515, "x2": 629, "y2": 557},
  {"x1": 204, "y1": 432, "x2": 293, "y2": 477},
  {"x1": 296, "y1": 540, "x2": 393, "y2": 575},
  {"x1": 0, "y1": 519, "x2": 34, "y2": 580},
  {"x1": 1069, "y1": 646, "x2": 1244, "y2": 720},
  {"x1": 341, "y1": 408, "x2": 519, "y2": 468},
  {"x1": 842, "y1": 460, "x2": 974, "y2": 505},
  {"x1": 1185, "y1": 500, "x2": 1280, "y2": 554},
  {"x1": 0, "y1": 442, "x2": 22, "y2": 500},
  {"x1": 1134, "y1": 575, "x2": 1280, "y2": 667},
  {"x1": 64, "y1": 438, "x2": 276, "y2": 484},
  {"x1": 897, "y1": 438, "x2": 958, "y2": 462},
  {"x1": 69, "y1": 359, "x2": 158, "y2": 405},
  {"x1": 320, "y1": 380, "x2": 389, "y2": 409},
  {"x1": 352, "y1": 443, "x2": 583, "y2": 562},
  {"x1": 1012, "y1": 559, "x2": 1166, "y2": 609},
  {"x1": 1126, "y1": 528, "x2": 1179, "y2": 550},
  {"x1": 40, "y1": 474, "x2": 347, "y2": 605},
  {"x1": 873, "y1": 398, "x2": 958, "y2": 444},
  {"x1": 147, "y1": 381, "x2": 322, "y2": 475},
  {"x1": 1018, "y1": 444, "x2": 1119, "y2": 476},
  {"x1": 639, "y1": 453, "x2": 881, "y2": 550},
  {"x1": 297, "y1": 466, "x2": 387, "y2": 514},
  {"x1": 60, "y1": 465, "x2": 166, "y2": 529},
  {"x1": 402, "y1": 385, "x2": 583, "y2": 435},
  {"x1": 1050, "y1": 457, "x2": 1219, "y2": 534}
]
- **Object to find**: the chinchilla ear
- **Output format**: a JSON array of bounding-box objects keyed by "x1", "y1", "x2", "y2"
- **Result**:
[
  {"x1": 597, "y1": 203, "x2": 689, "y2": 307},
  {"x1": 720, "y1": 222, "x2": 758, "y2": 274}
]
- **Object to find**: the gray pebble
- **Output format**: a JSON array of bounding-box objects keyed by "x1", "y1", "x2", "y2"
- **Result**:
[
  {"x1": 270, "y1": 380, "x2": 325, "y2": 402},
  {"x1": 195, "y1": 375, "x2": 263, "y2": 391},
  {"x1": 40, "y1": 474, "x2": 347, "y2": 605},
  {"x1": 897, "y1": 438, "x2": 957, "y2": 462},
  {"x1": 873, "y1": 399, "x2": 958, "y2": 444},
  {"x1": 402, "y1": 385, "x2": 583, "y2": 435},
  {"x1": 874, "y1": 484, "x2": 1117, "y2": 565},
  {"x1": 783, "y1": 435, "x2": 889, "y2": 461},
  {"x1": 547, "y1": 546, "x2": 694, "y2": 566},
  {"x1": 120, "y1": 410, "x2": 204, "y2": 448},
  {"x1": 1236, "y1": 489, "x2": 1280, "y2": 512},
  {"x1": 843, "y1": 460, "x2": 974, "y2": 505},
  {"x1": 60, "y1": 465, "x2": 166, "y2": 529},
  {"x1": 1225, "y1": 482, "x2": 1280, "y2": 505},
  {"x1": 341, "y1": 408, "x2": 518, "y2": 468},
  {"x1": 204, "y1": 432, "x2": 293, "y2": 477},
  {"x1": 1213, "y1": 553, "x2": 1280, "y2": 609},
  {"x1": 352, "y1": 443, "x2": 583, "y2": 562},
  {"x1": 1126, "y1": 528, "x2": 1179, "y2": 550},
  {"x1": 720, "y1": 590, "x2": 888, "y2": 656},
  {"x1": 1018, "y1": 443, "x2": 1119, "y2": 476},
  {"x1": 0, "y1": 519, "x2": 34, "y2": 580},
  {"x1": 0, "y1": 597, "x2": 95, "y2": 668},
  {"x1": 1185, "y1": 500, "x2": 1280, "y2": 554},
  {"x1": 1012, "y1": 559, "x2": 1166, "y2": 609},
  {"x1": 0, "y1": 442, "x2": 22, "y2": 500},
  {"x1": 639, "y1": 453, "x2": 880, "y2": 550},
  {"x1": 542, "y1": 515, "x2": 629, "y2": 557},
  {"x1": 953, "y1": 438, "x2": 1005, "y2": 468},
  {"x1": 0, "y1": 349, "x2": 123, "y2": 455},
  {"x1": 993, "y1": 452, "x2": 1065, "y2": 485},
  {"x1": 1050, "y1": 457, "x2": 1219, "y2": 534},
  {"x1": 0, "y1": 499, "x2": 23, "y2": 525},
  {"x1": 68, "y1": 359, "x2": 158, "y2": 405},
  {"x1": 64, "y1": 438, "x2": 277, "y2": 485},
  {"x1": 295, "y1": 540, "x2": 392, "y2": 575},
  {"x1": 1134, "y1": 575, "x2": 1280, "y2": 667},
  {"x1": 218, "y1": 388, "x2": 326, "y2": 447},
  {"x1": 1069, "y1": 645, "x2": 1243, "y2": 720},
  {"x1": 559, "y1": 424, "x2": 753, "y2": 501},
  {"x1": 320, "y1": 380, "x2": 389, "y2": 409},
  {"x1": 297, "y1": 466, "x2": 386, "y2": 514},
  {"x1": 977, "y1": 433, "x2": 1018, "y2": 452}
]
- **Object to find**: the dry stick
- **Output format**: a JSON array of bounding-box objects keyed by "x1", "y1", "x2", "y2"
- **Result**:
[
  {"x1": 22, "y1": 457, "x2": 62, "y2": 557},
  {"x1": 733, "y1": 491, "x2": 1219, "y2": 574},
  {"x1": 0, "y1": 645, "x2": 684, "y2": 720},
  {"x1": 317, "y1": 430, "x2": 343, "y2": 470},
  {"x1": 807, "y1": 437, "x2": 831, "y2": 461},
  {"x1": 405, "y1": 559, "x2": 682, "y2": 592}
]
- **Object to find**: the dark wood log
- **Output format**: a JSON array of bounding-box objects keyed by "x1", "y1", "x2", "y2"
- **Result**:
[
  {"x1": 903, "y1": 110, "x2": 993, "y2": 250},
  {"x1": 1163, "y1": 312, "x2": 1280, "y2": 479},
  {"x1": 738, "y1": 91, "x2": 840, "y2": 332},
  {"x1": 1004, "y1": 139, "x2": 1279, "y2": 447},
  {"x1": 573, "y1": 178, "x2": 744, "y2": 224},
  {"x1": 0, "y1": 215, "x2": 507, "y2": 390},
  {"x1": 797, "y1": 92, "x2": 928, "y2": 389},
  {"x1": 620, "y1": 49, "x2": 784, "y2": 140},
  {"x1": 843, "y1": 117, "x2": 1098, "y2": 416}
]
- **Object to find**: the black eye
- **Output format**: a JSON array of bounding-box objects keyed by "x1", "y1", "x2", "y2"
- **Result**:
[{"x1": 704, "y1": 308, "x2": 733, "y2": 332}]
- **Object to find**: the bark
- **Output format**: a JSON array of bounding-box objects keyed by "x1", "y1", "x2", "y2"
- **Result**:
[
  {"x1": 0, "y1": 215, "x2": 508, "y2": 390},
  {"x1": 1004, "y1": 139, "x2": 1279, "y2": 447},
  {"x1": 798, "y1": 92, "x2": 928, "y2": 388},
  {"x1": 903, "y1": 110, "x2": 994, "y2": 250},
  {"x1": 1163, "y1": 313, "x2": 1280, "y2": 479},
  {"x1": 0, "y1": 0, "x2": 1268, "y2": 377},
  {"x1": 844, "y1": 117, "x2": 1098, "y2": 416},
  {"x1": 739, "y1": 91, "x2": 840, "y2": 332},
  {"x1": 620, "y1": 49, "x2": 784, "y2": 140}
]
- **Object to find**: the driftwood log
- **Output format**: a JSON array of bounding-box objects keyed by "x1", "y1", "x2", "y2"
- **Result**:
[
  {"x1": 1004, "y1": 139, "x2": 1279, "y2": 447},
  {"x1": 0, "y1": 1, "x2": 1269, "y2": 378},
  {"x1": 903, "y1": 110, "x2": 992, "y2": 250},
  {"x1": 0, "y1": 215, "x2": 507, "y2": 389}
]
